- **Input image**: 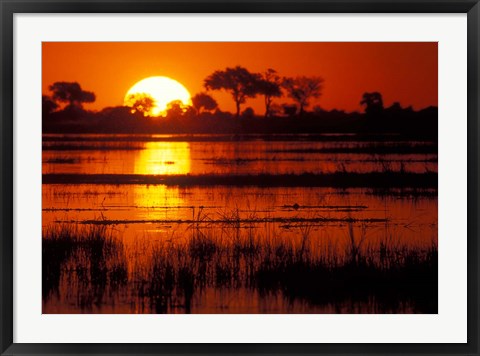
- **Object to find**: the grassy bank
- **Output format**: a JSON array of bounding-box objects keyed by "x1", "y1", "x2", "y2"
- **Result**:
[{"x1": 43, "y1": 223, "x2": 437, "y2": 314}]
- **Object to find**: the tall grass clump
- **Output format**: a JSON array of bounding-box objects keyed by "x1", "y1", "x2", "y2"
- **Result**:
[
  {"x1": 43, "y1": 220, "x2": 437, "y2": 313},
  {"x1": 42, "y1": 224, "x2": 128, "y2": 308}
]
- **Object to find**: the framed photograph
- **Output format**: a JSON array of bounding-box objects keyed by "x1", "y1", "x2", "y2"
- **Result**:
[{"x1": 1, "y1": 0, "x2": 479, "y2": 355}]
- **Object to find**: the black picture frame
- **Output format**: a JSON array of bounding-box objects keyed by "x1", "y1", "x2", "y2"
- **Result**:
[{"x1": 1, "y1": 0, "x2": 479, "y2": 355}]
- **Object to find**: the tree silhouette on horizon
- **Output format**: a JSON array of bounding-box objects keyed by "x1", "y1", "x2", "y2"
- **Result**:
[
  {"x1": 49, "y1": 82, "x2": 95, "y2": 109},
  {"x1": 282, "y1": 76, "x2": 324, "y2": 116},
  {"x1": 42, "y1": 95, "x2": 58, "y2": 118},
  {"x1": 125, "y1": 93, "x2": 156, "y2": 116},
  {"x1": 191, "y1": 92, "x2": 218, "y2": 115},
  {"x1": 204, "y1": 66, "x2": 260, "y2": 118},
  {"x1": 360, "y1": 92, "x2": 384, "y2": 115},
  {"x1": 165, "y1": 100, "x2": 188, "y2": 118},
  {"x1": 257, "y1": 69, "x2": 282, "y2": 118}
]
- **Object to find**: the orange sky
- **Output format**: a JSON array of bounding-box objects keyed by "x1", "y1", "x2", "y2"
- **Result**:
[{"x1": 42, "y1": 42, "x2": 437, "y2": 114}]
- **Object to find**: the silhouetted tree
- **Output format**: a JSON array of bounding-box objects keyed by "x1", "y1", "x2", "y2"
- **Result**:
[
  {"x1": 183, "y1": 105, "x2": 197, "y2": 119},
  {"x1": 360, "y1": 92, "x2": 384, "y2": 115},
  {"x1": 101, "y1": 106, "x2": 135, "y2": 119},
  {"x1": 204, "y1": 66, "x2": 260, "y2": 117},
  {"x1": 166, "y1": 100, "x2": 186, "y2": 118},
  {"x1": 257, "y1": 69, "x2": 282, "y2": 117},
  {"x1": 125, "y1": 93, "x2": 155, "y2": 116},
  {"x1": 282, "y1": 76, "x2": 324, "y2": 115},
  {"x1": 312, "y1": 105, "x2": 326, "y2": 115},
  {"x1": 191, "y1": 92, "x2": 218, "y2": 115},
  {"x1": 282, "y1": 104, "x2": 298, "y2": 117},
  {"x1": 49, "y1": 82, "x2": 95, "y2": 109},
  {"x1": 388, "y1": 101, "x2": 402, "y2": 112},
  {"x1": 269, "y1": 103, "x2": 283, "y2": 117},
  {"x1": 42, "y1": 95, "x2": 58, "y2": 118},
  {"x1": 98, "y1": 106, "x2": 142, "y2": 130},
  {"x1": 242, "y1": 107, "x2": 255, "y2": 119}
]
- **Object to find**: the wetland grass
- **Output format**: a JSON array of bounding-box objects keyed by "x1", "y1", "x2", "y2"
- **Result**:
[{"x1": 43, "y1": 221, "x2": 437, "y2": 313}]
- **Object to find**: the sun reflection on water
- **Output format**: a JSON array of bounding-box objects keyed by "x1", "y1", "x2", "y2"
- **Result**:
[
  {"x1": 132, "y1": 142, "x2": 190, "y2": 225},
  {"x1": 134, "y1": 142, "x2": 191, "y2": 175}
]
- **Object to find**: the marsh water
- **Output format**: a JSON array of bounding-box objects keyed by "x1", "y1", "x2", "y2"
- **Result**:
[{"x1": 42, "y1": 134, "x2": 438, "y2": 314}]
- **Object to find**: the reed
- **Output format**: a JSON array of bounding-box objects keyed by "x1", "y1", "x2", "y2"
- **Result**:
[{"x1": 43, "y1": 221, "x2": 437, "y2": 313}]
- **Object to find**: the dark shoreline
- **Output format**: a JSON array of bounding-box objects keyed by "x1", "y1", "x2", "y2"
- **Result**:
[
  {"x1": 42, "y1": 172, "x2": 438, "y2": 188},
  {"x1": 42, "y1": 133, "x2": 437, "y2": 143},
  {"x1": 43, "y1": 144, "x2": 438, "y2": 155}
]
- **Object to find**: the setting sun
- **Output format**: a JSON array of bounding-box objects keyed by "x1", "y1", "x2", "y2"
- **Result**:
[{"x1": 124, "y1": 76, "x2": 191, "y2": 116}]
